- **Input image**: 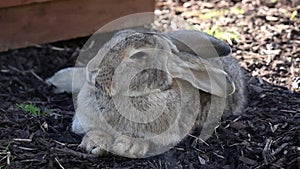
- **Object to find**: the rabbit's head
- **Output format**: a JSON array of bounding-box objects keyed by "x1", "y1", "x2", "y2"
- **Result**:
[{"x1": 85, "y1": 29, "x2": 235, "y2": 98}]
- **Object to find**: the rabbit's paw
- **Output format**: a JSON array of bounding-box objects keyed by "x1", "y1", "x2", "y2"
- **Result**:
[
  {"x1": 112, "y1": 135, "x2": 150, "y2": 158},
  {"x1": 79, "y1": 130, "x2": 113, "y2": 156}
]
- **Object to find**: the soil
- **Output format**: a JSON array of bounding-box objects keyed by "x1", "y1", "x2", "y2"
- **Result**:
[{"x1": 0, "y1": 0, "x2": 299, "y2": 168}]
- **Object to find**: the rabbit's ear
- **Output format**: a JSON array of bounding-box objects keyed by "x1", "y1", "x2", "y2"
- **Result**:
[
  {"x1": 167, "y1": 53, "x2": 235, "y2": 97},
  {"x1": 165, "y1": 30, "x2": 232, "y2": 59}
]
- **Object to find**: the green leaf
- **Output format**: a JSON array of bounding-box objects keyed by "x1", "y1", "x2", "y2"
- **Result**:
[
  {"x1": 290, "y1": 10, "x2": 297, "y2": 20},
  {"x1": 16, "y1": 103, "x2": 49, "y2": 117}
]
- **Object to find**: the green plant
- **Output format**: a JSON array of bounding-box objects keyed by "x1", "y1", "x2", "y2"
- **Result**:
[
  {"x1": 16, "y1": 103, "x2": 50, "y2": 117},
  {"x1": 204, "y1": 25, "x2": 238, "y2": 41},
  {"x1": 4, "y1": 142, "x2": 11, "y2": 153},
  {"x1": 231, "y1": 6, "x2": 244, "y2": 15},
  {"x1": 290, "y1": 10, "x2": 297, "y2": 20},
  {"x1": 199, "y1": 6, "x2": 244, "y2": 20},
  {"x1": 199, "y1": 9, "x2": 228, "y2": 20}
]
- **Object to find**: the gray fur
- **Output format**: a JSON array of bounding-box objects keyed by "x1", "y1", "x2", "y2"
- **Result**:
[{"x1": 47, "y1": 29, "x2": 247, "y2": 158}]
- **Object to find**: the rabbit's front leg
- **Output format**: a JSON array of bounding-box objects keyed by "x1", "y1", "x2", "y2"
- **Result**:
[
  {"x1": 112, "y1": 135, "x2": 150, "y2": 158},
  {"x1": 79, "y1": 130, "x2": 113, "y2": 156}
]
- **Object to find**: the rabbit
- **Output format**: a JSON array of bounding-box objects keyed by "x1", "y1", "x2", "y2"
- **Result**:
[{"x1": 47, "y1": 29, "x2": 247, "y2": 158}]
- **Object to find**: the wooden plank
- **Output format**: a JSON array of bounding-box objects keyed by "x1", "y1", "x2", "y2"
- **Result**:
[
  {"x1": 0, "y1": 0, "x2": 154, "y2": 51},
  {"x1": 0, "y1": 0, "x2": 52, "y2": 8}
]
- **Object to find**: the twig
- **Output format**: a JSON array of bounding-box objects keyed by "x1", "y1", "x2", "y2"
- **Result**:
[
  {"x1": 13, "y1": 133, "x2": 34, "y2": 142},
  {"x1": 51, "y1": 46, "x2": 67, "y2": 51},
  {"x1": 188, "y1": 134, "x2": 209, "y2": 146},
  {"x1": 0, "y1": 154, "x2": 7, "y2": 162},
  {"x1": 173, "y1": 147, "x2": 185, "y2": 151},
  {"x1": 213, "y1": 152, "x2": 224, "y2": 159},
  {"x1": 0, "y1": 69, "x2": 10, "y2": 73},
  {"x1": 191, "y1": 146, "x2": 205, "y2": 153},
  {"x1": 272, "y1": 143, "x2": 288, "y2": 156},
  {"x1": 13, "y1": 138, "x2": 32, "y2": 142},
  {"x1": 55, "y1": 158, "x2": 65, "y2": 169},
  {"x1": 19, "y1": 159, "x2": 39, "y2": 163},
  {"x1": 17, "y1": 146, "x2": 36, "y2": 151},
  {"x1": 52, "y1": 139, "x2": 66, "y2": 146},
  {"x1": 30, "y1": 70, "x2": 45, "y2": 83},
  {"x1": 0, "y1": 151, "x2": 11, "y2": 166},
  {"x1": 0, "y1": 108, "x2": 7, "y2": 113},
  {"x1": 263, "y1": 138, "x2": 275, "y2": 164},
  {"x1": 52, "y1": 147, "x2": 97, "y2": 159},
  {"x1": 7, "y1": 152, "x2": 11, "y2": 166},
  {"x1": 280, "y1": 109, "x2": 297, "y2": 113},
  {"x1": 233, "y1": 116, "x2": 242, "y2": 122},
  {"x1": 8, "y1": 65, "x2": 23, "y2": 74}
]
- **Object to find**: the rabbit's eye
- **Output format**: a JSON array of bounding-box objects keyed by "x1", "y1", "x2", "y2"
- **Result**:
[{"x1": 129, "y1": 51, "x2": 148, "y2": 59}]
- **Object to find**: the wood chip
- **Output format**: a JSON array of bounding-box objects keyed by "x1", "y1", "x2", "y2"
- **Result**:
[
  {"x1": 239, "y1": 156, "x2": 258, "y2": 165},
  {"x1": 266, "y1": 16, "x2": 279, "y2": 21}
]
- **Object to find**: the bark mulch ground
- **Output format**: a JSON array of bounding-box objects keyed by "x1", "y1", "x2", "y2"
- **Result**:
[{"x1": 0, "y1": 0, "x2": 299, "y2": 168}]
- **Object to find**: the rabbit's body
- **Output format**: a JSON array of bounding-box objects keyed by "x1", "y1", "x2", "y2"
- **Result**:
[
  {"x1": 48, "y1": 29, "x2": 247, "y2": 158},
  {"x1": 73, "y1": 79, "x2": 204, "y2": 157}
]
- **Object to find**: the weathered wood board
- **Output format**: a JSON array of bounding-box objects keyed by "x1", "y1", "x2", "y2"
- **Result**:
[{"x1": 0, "y1": 0, "x2": 154, "y2": 51}]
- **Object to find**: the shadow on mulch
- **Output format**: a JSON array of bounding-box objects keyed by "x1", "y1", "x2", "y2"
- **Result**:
[{"x1": 0, "y1": 38, "x2": 299, "y2": 169}]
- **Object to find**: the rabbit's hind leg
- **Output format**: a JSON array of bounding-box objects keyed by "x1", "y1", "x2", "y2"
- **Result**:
[
  {"x1": 112, "y1": 135, "x2": 150, "y2": 158},
  {"x1": 79, "y1": 130, "x2": 113, "y2": 156}
]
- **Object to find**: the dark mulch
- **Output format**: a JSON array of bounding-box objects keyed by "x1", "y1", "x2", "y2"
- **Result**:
[{"x1": 0, "y1": 0, "x2": 299, "y2": 168}]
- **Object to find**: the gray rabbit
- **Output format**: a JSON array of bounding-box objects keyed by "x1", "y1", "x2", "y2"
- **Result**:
[{"x1": 47, "y1": 29, "x2": 247, "y2": 158}]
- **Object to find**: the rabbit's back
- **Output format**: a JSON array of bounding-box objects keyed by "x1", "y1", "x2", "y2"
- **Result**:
[{"x1": 207, "y1": 56, "x2": 247, "y2": 116}]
